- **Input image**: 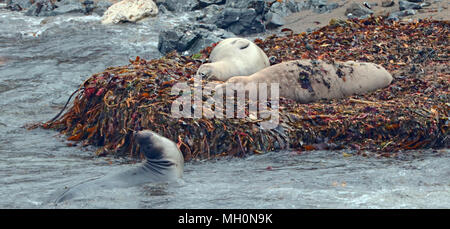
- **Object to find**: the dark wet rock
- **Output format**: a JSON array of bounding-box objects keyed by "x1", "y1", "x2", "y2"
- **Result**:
[
  {"x1": 382, "y1": 0, "x2": 395, "y2": 7},
  {"x1": 406, "y1": 0, "x2": 424, "y2": 2},
  {"x1": 155, "y1": 0, "x2": 197, "y2": 12},
  {"x1": 387, "y1": 9, "x2": 417, "y2": 20},
  {"x1": 248, "y1": 0, "x2": 267, "y2": 15},
  {"x1": 91, "y1": 0, "x2": 113, "y2": 16},
  {"x1": 198, "y1": 0, "x2": 271, "y2": 34},
  {"x1": 215, "y1": 7, "x2": 265, "y2": 35},
  {"x1": 345, "y1": 2, "x2": 373, "y2": 19},
  {"x1": 158, "y1": 26, "x2": 200, "y2": 55},
  {"x1": 269, "y1": 0, "x2": 292, "y2": 15},
  {"x1": 158, "y1": 23, "x2": 234, "y2": 55},
  {"x1": 81, "y1": 0, "x2": 95, "y2": 14},
  {"x1": 15, "y1": 0, "x2": 108, "y2": 17},
  {"x1": 195, "y1": 4, "x2": 225, "y2": 24},
  {"x1": 52, "y1": 0, "x2": 86, "y2": 15},
  {"x1": 225, "y1": 0, "x2": 268, "y2": 14},
  {"x1": 25, "y1": 0, "x2": 57, "y2": 16},
  {"x1": 195, "y1": 0, "x2": 226, "y2": 9},
  {"x1": 225, "y1": 0, "x2": 253, "y2": 8},
  {"x1": 399, "y1": 0, "x2": 423, "y2": 10},
  {"x1": 6, "y1": 0, "x2": 33, "y2": 11}
]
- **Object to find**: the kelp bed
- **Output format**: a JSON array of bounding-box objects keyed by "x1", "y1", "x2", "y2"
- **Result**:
[{"x1": 35, "y1": 17, "x2": 449, "y2": 160}]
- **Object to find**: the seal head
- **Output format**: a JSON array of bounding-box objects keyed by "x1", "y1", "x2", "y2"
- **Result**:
[
  {"x1": 196, "y1": 38, "x2": 270, "y2": 81},
  {"x1": 52, "y1": 130, "x2": 183, "y2": 203},
  {"x1": 134, "y1": 130, "x2": 184, "y2": 178}
]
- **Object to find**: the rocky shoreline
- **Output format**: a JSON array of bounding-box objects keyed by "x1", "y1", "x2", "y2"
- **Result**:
[{"x1": 3, "y1": 0, "x2": 448, "y2": 56}]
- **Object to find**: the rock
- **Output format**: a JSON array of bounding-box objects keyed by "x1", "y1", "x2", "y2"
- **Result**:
[
  {"x1": 406, "y1": 0, "x2": 423, "y2": 2},
  {"x1": 381, "y1": 0, "x2": 395, "y2": 7},
  {"x1": 158, "y1": 26, "x2": 200, "y2": 55},
  {"x1": 225, "y1": 0, "x2": 251, "y2": 8},
  {"x1": 387, "y1": 9, "x2": 417, "y2": 21},
  {"x1": 399, "y1": 0, "x2": 423, "y2": 10},
  {"x1": 155, "y1": 0, "x2": 197, "y2": 12},
  {"x1": 265, "y1": 11, "x2": 285, "y2": 29},
  {"x1": 304, "y1": 0, "x2": 340, "y2": 14},
  {"x1": 25, "y1": 0, "x2": 57, "y2": 16},
  {"x1": 195, "y1": 0, "x2": 226, "y2": 9},
  {"x1": 215, "y1": 7, "x2": 265, "y2": 35},
  {"x1": 14, "y1": 0, "x2": 106, "y2": 16},
  {"x1": 345, "y1": 2, "x2": 373, "y2": 19},
  {"x1": 6, "y1": 0, "x2": 33, "y2": 11},
  {"x1": 52, "y1": 0, "x2": 86, "y2": 15},
  {"x1": 325, "y1": 2, "x2": 339, "y2": 12},
  {"x1": 248, "y1": 0, "x2": 266, "y2": 15},
  {"x1": 101, "y1": 0, "x2": 158, "y2": 24},
  {"x1": 225, "y1": 0, "x2": 268, "y2": 14},
  {"x1": 196, "y1": 4, "x2": 225, "y2": 24},
  {"x1": 81, "y1": 0, "x2": 95, "y2": 14},
  {"x1": 92, "y1": 0, "x2": 114, "y2": 16},
  {"x1": 270, "y1": 1, "x2": 292, "y2": 16},
  {"x1": 158, "y1": 23, "x2": 234, "y2": 55}
]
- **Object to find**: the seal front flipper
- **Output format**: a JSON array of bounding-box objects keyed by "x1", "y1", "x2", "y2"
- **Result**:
[{"x1": 232, "y1": 39, "x2": 250, "y2": 50}]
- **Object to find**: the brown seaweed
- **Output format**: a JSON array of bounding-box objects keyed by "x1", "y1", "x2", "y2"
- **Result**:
[{"x1": 32, "y1": 17, "x2": 449, "y2": 160}]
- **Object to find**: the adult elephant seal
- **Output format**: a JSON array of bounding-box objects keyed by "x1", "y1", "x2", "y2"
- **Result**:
[
  {"x1": 53, "y1": 130, "x2": 183, "y2": 203},
  {"x1": 215, "y1": 59, "x2": 393, "y2": 103},
  {"x1": 196, "y1": 38, "x2": 270, "y2": 81}
]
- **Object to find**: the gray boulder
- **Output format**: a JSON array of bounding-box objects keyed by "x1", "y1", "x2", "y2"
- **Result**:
[
  {"x1": 6, "y1": 0, "x2": 33, "y2": 11},
  {"x1": 265, "y1": 11, "x2": 285, "y2": 29},
  {"x1": 215, "y1": 7, "x2": 265, "y2": 35},
  {"x1": 25, "y1": 0, "x2": 57, "y2": 16},
  {"x1": 195, "y1": 4, "x2": 225, "y2": 24},
  {"x1": 381, "y1": 0, "x2": 395, "y2": 7},
  {"x1": 195, "y1": 0, "x2": 226, "y2": 9},
  {"x1": 345, "y1": 2, "x2": 373, "y2": 19},
  {"x1": 91, "y1": 0, "x2": 113, "y2": 16},
  {"x1": 387, "y1": 9, "x2": 417, "y2": 21},
  {"x1": 225, "y1": 0, "x2": 252, "y2": 8},
  {"x1": 52, "y1": 0, "x2": 85, "y2": 15},
  {"x1": 399, "y1": 0, "x2": 423, "y2": 10},
  {"x1": 304, "y1": 0, "x2": 339, "y2": 14},
  {"x1": 158, "y1": 23, "x2": 234, "y2": 55},
  {"x1": 155, "y1": 0, "x2": 198, "y2": 12},
  {"x1": 225, "y1": 0, "x2": 267, "y2": 14},
  {"x1": 21, "y1": 0, "x2": 106, "y2": 17}
]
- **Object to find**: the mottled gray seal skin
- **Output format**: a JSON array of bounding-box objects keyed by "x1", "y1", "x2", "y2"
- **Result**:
[
  {"x1": 216, "y1": 59, "x2": 393, "y2": 103},
  {"x1": 196, "y1": 38, "x2": 270, "y2": 81},
  {"x1": 53, "y1": 130, "x2": 183, "y2": 203}
]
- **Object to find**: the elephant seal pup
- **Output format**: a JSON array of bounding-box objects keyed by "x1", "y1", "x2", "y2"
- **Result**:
[
  {"x1": 215, "y1": 59, "x2": 393, "y2": 103},
  {"x1": 53, "y1": 130, "x2": 183, "y2": 203},
  {"x1": 196, "y1": 38, "x2": 270, "y2": 81}
]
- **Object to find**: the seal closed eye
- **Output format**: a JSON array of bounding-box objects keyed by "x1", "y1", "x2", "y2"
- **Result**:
[{"x1": 52, "y1": 130, "x2": 183, "y2": 203}]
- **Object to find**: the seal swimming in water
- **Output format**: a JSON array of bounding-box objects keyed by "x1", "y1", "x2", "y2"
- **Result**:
[
  {"x1": 53, "y1": 130, "x2": 183, "y2": 203},
  {"x1": 196, "y1": 37, "x2": 270, "y2": 81},
  {"x1": 215, "y1": 59, "x2": 393, "y2": 103}
]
